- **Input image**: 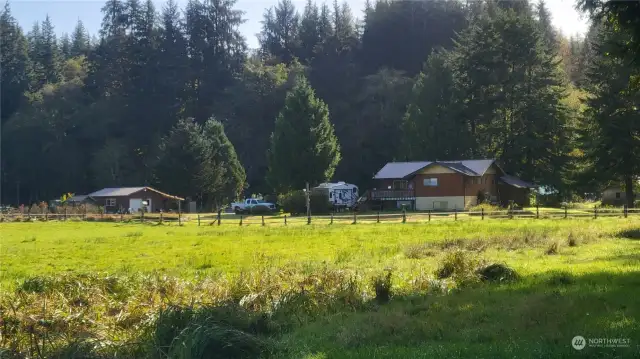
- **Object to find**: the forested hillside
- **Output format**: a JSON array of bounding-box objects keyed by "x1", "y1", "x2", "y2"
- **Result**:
[{"x1": 1, "y1": 0, "x2": 638, "y2": 208}]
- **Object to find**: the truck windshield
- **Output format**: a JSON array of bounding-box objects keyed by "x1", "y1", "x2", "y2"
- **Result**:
[{"x1": 257, "y1": 200, "x2": 265, "y2": 203}]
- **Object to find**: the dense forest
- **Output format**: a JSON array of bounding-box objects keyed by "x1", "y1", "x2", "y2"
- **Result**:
[{"x1": 0, "y1": 0, "x2": 638, "y2": 208}]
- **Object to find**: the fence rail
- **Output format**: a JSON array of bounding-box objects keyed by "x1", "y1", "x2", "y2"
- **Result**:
[{"x1": 1, "y1": 206, "x2": 639, "y2": 226}]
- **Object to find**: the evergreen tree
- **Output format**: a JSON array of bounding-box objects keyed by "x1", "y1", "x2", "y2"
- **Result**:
[
  {"x1": 536, "y1": 0, "x2": 557, "y2": 50},
  {"x1": 298, "y1": 0, "x2": 320, "y2": 63},
  {"x1": 267, "y1": 75, "x2": 340, "y2": 192},
  {"x1": 60, "y1": 33, "x2": 71, "y2": 59},
  {"x1": 71, "y1": 19, "x2": 90, "y2": 57},
  {"x1": 259, "y1": 0, "x2": 300, "y2": 64},
  {"x1": 403, "y1": 51, "x2": 470, "y2": 160},
  {"x1": 581, "y1": 25, "x2": 640, "y2": 207},
  {"x1": 0, "y1": 3, "x2": 31, "y2": 122},
  {"x1": 184, "y1": 0, "x2": 246, "y2": 123},
  {"x1": 156, "y1": 118, "x2": 246, "y2": 209},
  {"x1": 450, "y1": 5, "x2": 570, "y2": 188}
]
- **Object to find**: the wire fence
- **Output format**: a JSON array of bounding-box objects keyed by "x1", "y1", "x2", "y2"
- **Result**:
[{"x1": 2, "y1": 206, "x2": 639, "y2": 226}]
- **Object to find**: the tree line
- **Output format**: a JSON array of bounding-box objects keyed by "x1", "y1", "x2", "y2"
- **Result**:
[{"x1": 0, "y1": 0, "x2": 638, "y2": 208}]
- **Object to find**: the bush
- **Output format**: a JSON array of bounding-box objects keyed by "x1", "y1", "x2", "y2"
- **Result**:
[
  {"x1": 249, "y1": 204, "x2": 273, "y2": 215},
  {"x1": 476, "y1": 263, "x2": 518, "y2": 283},
  {"x1": 435, "y1": 251, "x2": 479, "y2": 284},
  {"x1": 371, "y1": 271, "x2": 393, "y2": 304},
  {"x1": 545, "y1": 241, "x2": 559, "y2": 255},
  {"x1": 277, "y1": 190, "x2": 332, "y2": 215},
  {"x1": 567, "y1": 232, "x2": 578, "y2": 247}
]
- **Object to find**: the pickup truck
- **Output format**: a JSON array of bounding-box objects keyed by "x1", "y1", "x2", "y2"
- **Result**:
[{"x1": 231, "y1": 199, "x2": 276, "y2": 214}]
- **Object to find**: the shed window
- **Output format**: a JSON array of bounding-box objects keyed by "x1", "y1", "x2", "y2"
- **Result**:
[
  {"x1": 423, "y1": 178, "x2": 438, "y2": 187},
  {"x1": 616, "y1": 192, "x2": 621, "y2": 199},
  {"x1": 106, "y1": 198, "x2": 116, "y2": 207}
]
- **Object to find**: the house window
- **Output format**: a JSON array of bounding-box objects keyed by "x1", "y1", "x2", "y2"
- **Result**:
[
  {"x1": 616, "y1": 192, "x2": 621, "y2": 199},
  {"x1": 423, "y1": 178, "x2": 438, "y2": 187},
  {"x1": 393, "y1": 180, "x2": 408, "y2": 190},
  {"x1": 106, "y1": 198, "x2": 116, "y2": 207}
]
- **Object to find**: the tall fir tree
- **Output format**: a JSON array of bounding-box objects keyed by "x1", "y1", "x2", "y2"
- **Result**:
[
  {"x1": 267, "y1": 75, "x2": 340, "y2": 192},
  {"x1": 70, "y1": 19, "x2": 90, "y2": 57},
  {"x1": 259, "y1": 0, "x2": 300, "y2": 64},
  {"x1": 580, "y1": 25, "x2": 640, "y2": 207},
  {"x1": 0, "y1": 3, "x2": 32, "y2": 122}
]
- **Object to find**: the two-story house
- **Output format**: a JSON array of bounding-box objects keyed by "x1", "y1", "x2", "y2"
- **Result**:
[{"x1": 368, "y1": 159, "x2": 535, "y2": 211}]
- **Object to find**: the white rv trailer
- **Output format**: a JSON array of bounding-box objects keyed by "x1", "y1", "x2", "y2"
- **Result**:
[{"x1": 312, "y1": 182, "x2": 359, "y2": 209}]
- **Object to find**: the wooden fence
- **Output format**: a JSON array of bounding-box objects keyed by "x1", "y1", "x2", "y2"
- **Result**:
[{"x1": 2, "y1": 206, "x2": 639, "y2": 226}]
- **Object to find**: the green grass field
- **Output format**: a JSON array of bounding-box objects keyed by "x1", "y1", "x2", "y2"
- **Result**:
[{"x1": 1, "y1": 218, "x2": 640, "y2": 358}]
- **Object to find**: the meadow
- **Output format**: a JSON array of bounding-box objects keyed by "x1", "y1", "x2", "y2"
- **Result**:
[{"x1": 1, "y1": 218, "x2": 639, "y2": 358}]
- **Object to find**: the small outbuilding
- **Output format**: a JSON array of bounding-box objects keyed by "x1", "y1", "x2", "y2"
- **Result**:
[{"x1": 87, "y1": 187, "x2": 184, "y2": 213}]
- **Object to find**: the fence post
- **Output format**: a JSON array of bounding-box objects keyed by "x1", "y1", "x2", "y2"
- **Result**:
[
  {"x1": 428, "y1": 210, "x2": 431, "y2": 222},
  {"x1": 64, "y1": 207, "x2": 67, "y2": 221},
  {"x1": 594, "y1": 205, "x2": 597, "y2": 219},
  {"x1": 307, "y1": 211, "x2": 311, "y2": 225},
  {"x1": 83, "y1": 206, "x2": 87, "y2": 221},
  {"x1": 624, "y1": 205, "x2": 628, "y2": 218},
  {"x1": 454, "y1": 208, "x2": 457, "y2": 221},
  {"x1": 141, "y1": 210, "x2": 144, "y2": 223},
  {"x1": 536, "y1": 204, "x2": 539, "y2": 219},
  {"x1": 284, "y1": 215, "x2": 287, "y2": 226},
  {"x1": 330, "y1": 212, "x2": 333, "y2": 225},
  {"x1": 28, "y1": 207, "x2": 31, "y2": 221},
  {"x1": 197, "y1": 214, "x2": 200, "y2": 226},
  {"x1": 352, "y1": 211, "x2": 357, "y2": 225},
  {"x1": 377, "y1": 211, "x2": 380, "y2": 223},
  {"x1": 481, "y1": 207, "x2": 484, "y2": 220},
  {"x1": 120, "y1": 212, "x2": 123, "y2": 222},
  {"x1": 45, "y1": 208, "x2": 48, "y2": 221},
  {"x1": 262, "y1": 215, "x2": 265, "y2": 226},
  {"x1": 402, "y1": 209, "x2": 406, "y2": 223},
  {"x1": 217, "y1": 210, "x2": 222, "y2": 226},
  {"x1": 160, "y1": 210, "x2": 163, "y2": 224},
  {"x1": 564, "y1": 205, "x2": 567, "y2": 219},
  {"x1": 239, "y1": 215, "x2": 243, "y2": 226}
]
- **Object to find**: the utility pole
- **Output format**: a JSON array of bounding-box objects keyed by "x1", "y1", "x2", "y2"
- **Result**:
[{"x1": 16, "y1": 180, "x2": 20, "y2": 206}]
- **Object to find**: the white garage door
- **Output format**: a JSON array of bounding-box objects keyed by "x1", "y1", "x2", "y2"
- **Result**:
[{"x1": 129, "y1": 199, "x2": 142, "y2": 213}]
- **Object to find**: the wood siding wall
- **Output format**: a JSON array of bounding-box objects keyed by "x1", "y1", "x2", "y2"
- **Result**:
[{"x1": 94, "y1": 190, "x2": 175, "y2": 213}]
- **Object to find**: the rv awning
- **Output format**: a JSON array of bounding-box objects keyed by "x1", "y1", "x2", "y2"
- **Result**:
[{"x1": 500, "y1": 175, "x2": 536, "y2": 189}]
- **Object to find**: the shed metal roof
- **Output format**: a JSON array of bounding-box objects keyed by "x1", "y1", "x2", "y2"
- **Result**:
[
  {"x1": 500, "y1": 175, "x2": 537, "y2": 189},
  {"x1": 88, "y1": 187, "x2": 184, "y2": 200}
]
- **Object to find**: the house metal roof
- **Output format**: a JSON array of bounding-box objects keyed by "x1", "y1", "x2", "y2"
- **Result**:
[
  {"x1": 373, "y1": 159, "x2": 497, "y2": 179},
  {"x1": 373, "y1": 162, "x2": 432, "y2": 179},
  {"x1": 88, "y1": 187, "x2": 184, "y2": 200}
]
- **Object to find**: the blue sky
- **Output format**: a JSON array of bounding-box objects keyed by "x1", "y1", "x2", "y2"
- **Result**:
[{"x1": 10, "y1": 0, "x2": 588, "y2": 49}]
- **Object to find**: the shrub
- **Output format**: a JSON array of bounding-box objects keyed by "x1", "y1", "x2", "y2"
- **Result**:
[
  {"x1": 545, "y1": 241, "x2": 559, "y2": 255},
  {"x1": 277, "y1": 191, "x2": 307, "y2": 215},
  {"x1": 277, "y1": 190, "x2": 332, "y2": 215},
  {"x1": 152, "y1": 305, "x2": 269, "y2": 359},
  {"x1": 567, "y1": 232, "x2": 578, "y2": 247},
  {"x1": 476, "y1": 263, "x2": 518, "y2": 283},
  {"x1": 434, "y1": 251, "x2": 479, "y2": 284},
  {"x1": 371, "y1": 271, "x2": 393, "y2": 304},
  {"x1": 249, "y1": 204, "x2": 273, "y2": 215}
]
